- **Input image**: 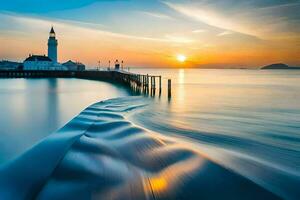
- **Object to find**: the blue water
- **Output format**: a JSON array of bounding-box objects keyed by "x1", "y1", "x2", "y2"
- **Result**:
[
  {"x1": 130, "y1": 69, "x2": 300, "y2": 199},
  {"x1": 0, "y1": 69, "x2": 299, "y2": 199},
  {"x1": 0, "y1": 78, "x2": 130, "y2": 162}
]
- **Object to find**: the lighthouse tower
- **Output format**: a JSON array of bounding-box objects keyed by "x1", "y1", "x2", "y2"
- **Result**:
[{"x1": 48, "y1": 27, "x2": 58, "y2": 63}]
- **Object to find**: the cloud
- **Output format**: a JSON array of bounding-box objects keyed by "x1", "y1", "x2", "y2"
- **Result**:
[
  {"x1": 217, "y1": 31, "x2": 233, "y2": 37},
  {"x1": 0, "y1": 12, "x2": 191, "y2": 44},
  {"x1": 192, "y1": 29, "x2": 207, "y2": 33},
  {"x1": 163, "y1": 1, "x2": 300, "y2": 39},
  {"x1": 164, "y1": 34, "x2": 194, "y2": 43},
  {"x1": 163, "y1": 1, "x2": 258, "y2": 37},
  {"x1": 140, "y1": 11, "x2": 173, "y2": 20}
]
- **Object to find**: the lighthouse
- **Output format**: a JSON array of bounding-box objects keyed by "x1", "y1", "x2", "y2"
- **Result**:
[{"x1": 48, "y1": 27, "x2": 58, "y2": 63}]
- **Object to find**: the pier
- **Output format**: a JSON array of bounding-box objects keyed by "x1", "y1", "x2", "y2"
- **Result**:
[{"x1": 0, "y1": 70, "x2": 170, "y2": 97}]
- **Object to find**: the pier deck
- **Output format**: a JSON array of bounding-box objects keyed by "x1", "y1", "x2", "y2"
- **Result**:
[{"x1": 0, "y1": 70, "x2": 167, "y2": 96}]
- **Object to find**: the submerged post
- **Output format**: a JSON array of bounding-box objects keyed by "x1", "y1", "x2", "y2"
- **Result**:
[
  {"x1": 168, "y1": 79, "x2": 171, "y2": 98},
  {"x1": 159, "y1": 76, "x2": 162, "y2": 94}
]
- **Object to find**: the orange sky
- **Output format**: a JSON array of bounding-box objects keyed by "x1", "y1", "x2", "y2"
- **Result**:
[{"x1": 0, "y1": 1, "x2": 300, "y2": 68}]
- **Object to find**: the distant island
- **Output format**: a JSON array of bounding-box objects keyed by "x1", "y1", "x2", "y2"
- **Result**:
[{"x1": 261, "y1": 63, "x2": 300, "y2": 70}]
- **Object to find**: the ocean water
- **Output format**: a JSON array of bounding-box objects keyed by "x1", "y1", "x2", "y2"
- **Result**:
[
  {"x1": 130, "y1": 69, "x2": 300, "y2": 199},
  {"x1": 0, "y1": 69, "x2": 299, "y2": 199},
  {"x1": 0, "y1": 78, "x2": 130, "y2": 162}
]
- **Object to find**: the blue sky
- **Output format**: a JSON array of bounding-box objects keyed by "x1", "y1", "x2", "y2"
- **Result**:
[{"x1": 0, "y1": 0, "x2": 299, "y2": 67}]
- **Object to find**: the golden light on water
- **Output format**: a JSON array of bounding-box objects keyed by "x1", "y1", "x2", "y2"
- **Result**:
[
  {"x1": 178, "y1": 69, "x2": 185, "y2": 84},
  {"x1": 177, "y1": 54, "x2": 187, "y2": 63},
  {"x1": 149, "y1": 177, "x2": 168, "y2": 193}
]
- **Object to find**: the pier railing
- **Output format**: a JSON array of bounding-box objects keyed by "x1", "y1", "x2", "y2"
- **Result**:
[{"x1": 0, "y1": 70, "x2": 170, "y2": 97}]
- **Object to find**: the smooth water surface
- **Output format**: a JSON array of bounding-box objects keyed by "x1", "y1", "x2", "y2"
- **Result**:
[
  {"x1": 130, "y1": 68, "x2": 300, "y2": 198},
  {"x1": 0, "y1": 69, "x2": 299, "y2": 199},
  {"x1": 0, "y1": 97, "x2": 282, "y2": 200},
  {"x1": 0, "y1": 78, "x2": 129, "y2": 163}
]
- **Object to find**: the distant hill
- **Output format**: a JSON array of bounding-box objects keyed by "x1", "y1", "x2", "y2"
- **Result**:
[{"x1": 261, "y1": 63, "x2": 300, "y2": 70}]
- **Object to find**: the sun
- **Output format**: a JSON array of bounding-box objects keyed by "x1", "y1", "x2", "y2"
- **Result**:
[{"x1": 177, "y1": 54, "x2": 186, "y2": 63}]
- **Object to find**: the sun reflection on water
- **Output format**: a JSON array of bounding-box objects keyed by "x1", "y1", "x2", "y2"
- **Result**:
[
  {"x1": 149, "y1": 176, "x2": 168, "y2": 193},
  {"x1": 176, "y1": 69, "x2": 186, "y2": 109},
  {"x1": 178, "y1": 69, "x2": 185, "y2": 84}
]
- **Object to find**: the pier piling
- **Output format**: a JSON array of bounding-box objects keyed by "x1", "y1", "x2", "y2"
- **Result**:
[
  {"x1": 168, "y1": 79, "x2": 172, "y2": 98},
  {"x1": 147, "y1": 74, "x2": 149, "y2": 88},
  {"x1": 159, "y1": 76, "x2": 162, "y2": 89}
]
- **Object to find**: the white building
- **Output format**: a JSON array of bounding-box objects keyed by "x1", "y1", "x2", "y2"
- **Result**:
[
  {"x1": 23, "y1": 55, "x2": 67, "y2": 70},
  {"x1": 62, "y1": 60, "x2": 86, "y2": 71},
  {"x1": 23, "y1": 27, "x2": 67, "y2": 71}
]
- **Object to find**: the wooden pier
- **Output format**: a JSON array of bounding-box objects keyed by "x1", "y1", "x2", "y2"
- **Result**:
[{"x1": 0, "y1": 70, "x2": 169, "y2": 97}]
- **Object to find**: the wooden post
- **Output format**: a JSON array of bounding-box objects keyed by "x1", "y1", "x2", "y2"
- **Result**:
[
  {"x1": 159, "y1": 76, "x2": 162, "y2": 91},
  {"x1": 153, "y1": 76, "x2": 156, "y2": 89},
  {"x1": 168, "y1": 79, "x2": 171, "y2": 98},
  {"x1": 159, "y1": 76, "x2": 162, "y2": 96},
  {"x1": 140, "y1": 75, "x2": 142, "y2": 86},
  {"x1": 147, "y1": 74, "x2": 149, "y2": 88}
]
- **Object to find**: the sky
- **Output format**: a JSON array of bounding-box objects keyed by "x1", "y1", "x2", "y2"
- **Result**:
[{"x1": 0, "y1": 0, "x2": 299, "y2": 68}]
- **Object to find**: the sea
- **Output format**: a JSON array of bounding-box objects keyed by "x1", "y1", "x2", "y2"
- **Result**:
[{"x1": 0, "y1": 69, "x2": 299, "y2": 199}]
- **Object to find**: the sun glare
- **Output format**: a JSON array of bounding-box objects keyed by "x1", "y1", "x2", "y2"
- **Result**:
[{"x1": 177, "y1": 54, "x2": 186, "y2": 63}]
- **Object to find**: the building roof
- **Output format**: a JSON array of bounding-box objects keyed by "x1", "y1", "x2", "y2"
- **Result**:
[
  {"x1": 24, "y1": 55, "x2": 52, "y2": 62},
  {"x1": 62, "y1": 60, "x2": 85, "y2": 66},
  {"x1": 62, "y1": 60, "x2": 76, "y2": 65},
  {"x1": 50, "y1": 27, "x2": 55, "y2": 34}
]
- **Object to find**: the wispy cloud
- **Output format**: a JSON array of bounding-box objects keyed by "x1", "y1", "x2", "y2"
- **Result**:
[
  {"x1": 163, "y1": 1, "x2": 258, "y2": 38},
  {"x1": 0, "y1": 12, "x2": 191, "y2": 44},
  {"x1": 163, "y1": 1, "x2": 300, "y2": 39},
  {"x1": 140, "y1": 11, "x2": 173, "y2": 20},
  {"x1": 164, "y1": 34, "x2": 194, "y2": 43},
  {"x1": 192, "y1": 29, "x2": 207, "y2": 33},
  {"x1": 217, "y1": 31, "x2": 233, "y2": 37}
]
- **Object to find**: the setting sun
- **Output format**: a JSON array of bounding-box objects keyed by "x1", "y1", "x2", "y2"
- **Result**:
[{"x1": 177, "y1": 54, "x2": 187, "y2": 63}]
